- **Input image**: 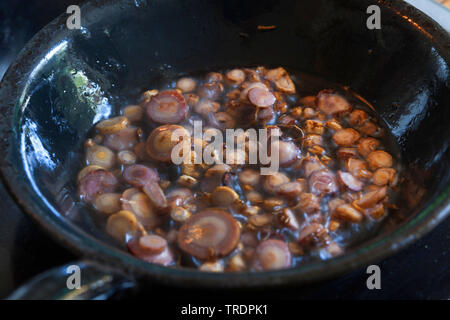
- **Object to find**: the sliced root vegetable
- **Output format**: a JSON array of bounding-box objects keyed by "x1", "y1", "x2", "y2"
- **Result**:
[
  {"x1": 337, "y1": 147, "x2": 359, "y2": 159},
  {"x1": 138, "y1": 234, "x2": 167, "y2": 254},
  {"x1": 86, "y1": 145, "x2": 115, "y2": 169},
  {"x1": 358, "y1": 121, "x2": 380, "y2": 136},
  {"x1": 144, "y1": 90, "x2": 187, "y2": 124},
  {"x1": 302, "y1": 156, "x2": 326, "y2": 177},
  {"x1": 106, "y1": 210, "x2": 139, "y2": 243},
  {"x1": 128, "y1": 235, "x2": 174, "y2": 266},
  {"x1": 198, "y1": 81, "x2": 224, "y2": 100},
  {"x1": 117, "y1": 150, "x2": 137, "y2": 165},
  {"x1": 142, "y1": 181, "x2": 168, "y2": 209},
  {"x1": 211, "y1": 186, "x2": 239, "y2": 207},
  {"x1": 304, "y1": 119, "x2": 324, "y2": 135},
  {"x1": 238, "y1": 169, "x2": 261, "y2": 187},
  {"x1": 325, "y1": 242, "x2": 343, "y2": 256},
  {"x1": 337, "y1": 171, "x2": 364, "y2": 191},
  {"x1": 93, "y1": 193, "x2": 122, "y2": 215},
  {"x1": 332, "y1": 128, "x2": 360, "y2": 147},
  {"x1": 121, "y1": 188, "x2": 161, "y2": 228},
  {"x1": 96, "y1": 116, "x2": 129, "y2": 134},
  {"x1": 317, "y1": 90, "x2": 352, "y2": 115},
  {"x1": 303, "y1": 134, "x2": 323, "y2": 147},
  {"x1": 166, "y1": 188, "x2": 194, "y2": 204},
  {"x1": 123, "y1": 164, "x2": 159, "y2": 187},
  {"x1": 226, "y1": 69, "x2": 245, "y2": 84},
  {"x1": 357, "y1": 137, "x2": 380, "y2": 157},
  {"x1": 104, "y1": 127, "x2": 138, "y2": 151},
  {"x1": 298, "y1": 223, "x2": 326, "y2": 246},
  {"x1": 335, "y1": 204, "x2": 363, "y2": 223},
  {"x1": 372, "y1": 168, "x2": 396, "y2": 186},
  {"x1": 366, "y1": 203, "x2": 385, "y2": 219},
  {"x1": 78, "y1": 169, "x2": 118, "y2": 202},
  {"x1": 200, "y1": 164, "x2": 231, "y2": 193},
  {"x1": 206, "y1": 72, "x2": 223, "y2": 82},
  {"x1": 255, "y1": 106, "x2": 274, "y2": 123},
  {"x1": 294, "y1": 193, "x2": 320, "y2": 214},
  {"x1": 170, "y1": 207, "x2": 192, "y2": 223},
  {"x1": 240, "y1": 82, "x2": 269, "y2": 101},
  {"x1": 275, "y1": 182, "x2": 303, "y2": 200},
  {"x1": 176, "y1": 77, "x2": 196, "y2": 93},
  {"x1": 228, "y1": 254, "x2": 247, "y2": 272},
  {"x1": 265, "y1": 67, "x2": 296, "y2": 94},
  {"x1": 354, "y1": 186, "x2": 387, "y2": 209},
  {"x1": 263, "y1": 172, "x2": 290, "y2": 194},
  {"x1": 252, "y1": 239, "x2": 292, "y2": 271},
  {"x1": 199, "y1": 261, "x2": 224, "y2": 272},
  {"x1": 146, "y1": 124, "x2": 190, "y2": 162},
  {"x1": 367, "y1": 150, "x2": 393, "y2": 170},
  {"x1": 345, "y1": 158, "x2": 372, "y2": 180},
  {"x1": 248, "y1": 87, "x2": 276, "y2": 107},
  {"x1": 309, "y1": 169, "x2": 339, "y2": 195},
  {"x1": 77, "y1": 165, "x2": 104, "y2": 182},
  {"x1": 123, "y1": 105, "x2": 144, "y2": 122},
  {"x1": 177, "y1": 208, "x2": 240, "y2": 260},
  {"x1": 194, "y1": 99, "x2": 220, "y2": 116},
  {"x1": 270, "y1": 140, "x2": 300, "y2": 167},
  {"x1": 348, "y1": 109, "x2": 369, "y2": 127},
  {"x1": 277, "y1": 208, "x2": 300, "y2": 230}
]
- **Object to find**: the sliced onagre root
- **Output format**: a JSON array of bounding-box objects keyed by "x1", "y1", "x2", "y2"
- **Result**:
[
  {"x1": 252, "y1": 239, "x2": 292, "y2": 271},
  {"x1": 177, "y1": 208, "x2": 241, "y2": 260}
]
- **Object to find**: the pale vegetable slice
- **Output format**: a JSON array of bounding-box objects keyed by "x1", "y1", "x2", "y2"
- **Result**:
[
  {"x1": 263, "y1": 172, "x2": 290, "y2": 194},
  {"x1": 252, "y1": 239, "x2": 292, "y2": 271},
  {"x1": 317, "y1": 90, "x2": 352, "y2": 115},
  {"x1": 176, "y1": 77, "x2": 196, "y2": 93},
  {"x1": 128, "y1": 235, "x2": 174, "y2": 266},
  {"x1": 121, "y1": 188, "x2": 161, "y2": 229},
  {"x1": 86, "y1": 145, "x2": 115, "y2": 169},
  {"x1": 308, "y1": 169, "x2": 339, "y2": 195},
  {"x1": 367, "y1": 150, "x2": 393, "y2": 170},
  {"x1": 142, "y1": 181, "x2": 168, "y2": 209},
  {"x1": 123, "y1": 164, "x2": 159, "y2": 187},
  {"x1": 106, "y1": 210, "x2": 140, "y2": 243},
  {"x1": 123, "y1": 105, "x2": 144, "y2": 122},
  {"x1": 337, "y1": 171, "x2": 364, "y2": 191},
  {"x1": 93, "y1": 193, "x2": 122, "y2": 215},
  {"x1": 77, "y1": 165, "x2": 103, "y2": 182},
  {"x1": 226, "y1": 69, "x2": 245, "y2": 84},
  {"x1": 144, "y1": 90, "x2": 188, "y2": 124},
  {"x1": 78, "y1": 169, "x2": 118, "y2": 202}
]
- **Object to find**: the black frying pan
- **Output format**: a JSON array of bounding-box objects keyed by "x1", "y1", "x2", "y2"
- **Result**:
[{"x1": 0, "y1": 0, "x2": 449, "y2": 298}]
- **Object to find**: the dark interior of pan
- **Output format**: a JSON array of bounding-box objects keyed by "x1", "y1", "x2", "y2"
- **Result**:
[{"x1": 0, "y1": 0, "x2": 448, "y2": 287}]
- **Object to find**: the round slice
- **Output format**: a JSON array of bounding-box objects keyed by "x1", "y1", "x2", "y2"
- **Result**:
[
  {"x1": 96, "y1": 116, "x2": 129, "y2": 134},
  {"x1": 144, "y1": 90, "x2": 187, "y2": 124},
  {"x1": 78, "y1": 169, "x2": 118, "y2": 202},
  {"x1": 252, "y1": 239, "x2": 292, "y2": 271},
  {"x1": 106, "y1": 210, "x2": 139, "y2": 243},
  {"x1": 146, "y1": 124, "x2": 190, "y2": 162},
  {"x1": 177, "y1": 209, "x2": 240, "y2": 260},
  {"x1": 248, "y1": 87, "x2": 276, "y2": 107},
  {"x1": 123, "y1": 164, "x2": 159, "y2": 187}
]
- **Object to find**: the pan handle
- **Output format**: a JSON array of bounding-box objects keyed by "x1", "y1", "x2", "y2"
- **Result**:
[{"x1": 8, "y1": 260, "x2": 136, "y2": 300}]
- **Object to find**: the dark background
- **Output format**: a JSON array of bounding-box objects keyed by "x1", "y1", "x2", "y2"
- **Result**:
[{"x1": 0, "y1": 0, "x2": 448, "y2": 299}]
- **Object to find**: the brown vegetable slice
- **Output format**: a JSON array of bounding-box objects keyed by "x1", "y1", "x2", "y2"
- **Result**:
[
  {"x1": 146, "y1": 124, "x2": 190, "y2": 162},
  {"x1": 211, "y1": 186, "x2": 239, "y2": 207},
  {"x1": 302, "y1": 156, "x2": 326, "y2": 177},
  {"x1": 295, "y1": 193, "x2": 320, "y2": 214},
  {"x1": 298, "y1": 223, "x2": 326, "y2": 246},
  {"x1": 194, "y1": 99, "x2": 220, "y2": 116},
  {"x1": 252, "y1": 239, "x2": 292, "y2": 271},
  {"x1": 337, "y1": 171, "x2": 364, "y2": 191},
  {"x1": 226, "y1": 69, "x2": 245, "y2": 84},
  {"x1": 317, "y1": 90, "x2": 352, "y2": 115},
  {"x1": 144, "y1": 90, "x2": 187, "y2": 124},
  {"x1": 263, "y1": 172, "x2": 290, "y2": 194},
  {"x1": 278, "y1": 208, "x2": 300, "y2": 230},
  {"x1": 238, "y1": 169, "x2": 261, "y2": 187},
  {"x1": 117, "y1": 150, "x2": 137, "y2": 165},
  {"x1": 96, "y1": 116, "x2": 129, "y2": 134},
  {"x1": 177, "y1": 208, "x2": 240, "y2": 260},
  {"x1": 78, "y1": 169, "x2": 118, "y2": 202},
  {"x1": 198, "y1": 81, "x2": 224, "y2": 100},
  {"x1": 348, "y1": 109, "x2": 369, "y2": 126},
  {"x1": 265, "y1": 67, "x2": 295, "y2": 94},
  {"x1": 123, "y1": 105, "x2": 144, "y2": 122},
  {"x1": 335, "y1": 204, "x2": 363, "y2": 223},
  {"x1": 355, "y1": 186, "x2": 387, "y2": 209},
  {"x1": 309, "y1": 169, "x2": 339, "y2": 195},
  {"x1": 128, "y1": 235, "x2": 174, "y2": 266},
  {"x1": 248, "y1": 87, "x2": 276, "y2": 107},
  {"x1": 332, "y1": 128, "x2": 360, "y2": 147},
  {"x1": 372, "y1": 168, "x2": 396, "y2": 186},
  {"x1": 337, "y1": 147, "x2": 359, "y2": 159},
  {"x1": 275, "y1": 182, "x2": 303, "y2": 200},
  {"x1": 104, "y1": 127, "x2": 138, "y2": 151},
  {"x1": 367, "y1": 150, "x2": 393, "y2": 170},
  {"x1": 357, "y1": 137, "x2": 380, "y2": 157},
  {"x1": 123, "y1": 164, "x2": 159, "y2": 187}
]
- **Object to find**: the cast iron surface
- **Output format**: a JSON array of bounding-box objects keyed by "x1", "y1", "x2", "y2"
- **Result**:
[{"x1": 0, "y1": 0, "x2": 449, "y2": 292}]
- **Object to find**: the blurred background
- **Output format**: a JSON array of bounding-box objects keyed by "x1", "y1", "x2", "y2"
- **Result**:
[{"x1": 0, "y1": 0, "x2": 448, "y2": 299}]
